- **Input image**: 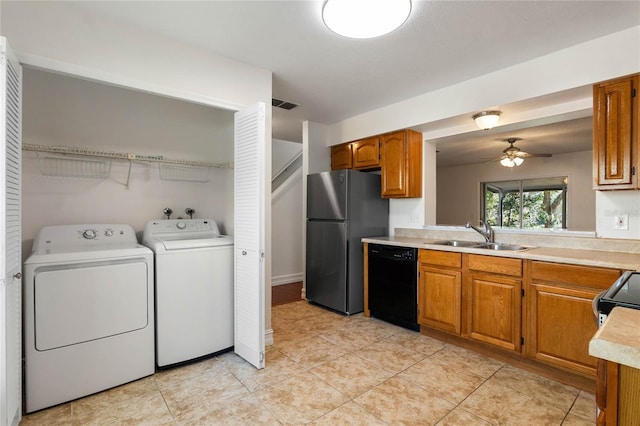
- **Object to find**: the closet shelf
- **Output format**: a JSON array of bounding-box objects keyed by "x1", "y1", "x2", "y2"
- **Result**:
[{"x1": 23, "y1": 143, "x2": 233, "y2": 169}]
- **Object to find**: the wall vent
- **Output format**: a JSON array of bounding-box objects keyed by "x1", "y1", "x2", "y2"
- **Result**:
[{"x1": 272, "y1": 98, "x2": 298, "y2": 110}]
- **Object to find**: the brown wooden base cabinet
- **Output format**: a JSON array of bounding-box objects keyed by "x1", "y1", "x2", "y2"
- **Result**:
[
  {"x1": 362, "y1": 244, "x2": 624, "y2": 385},
  {"x1": 418, "y1": 250, "x2": 462, "y2": 335},
  {"x1": 463, "y1": 254, "x2": 523, "y2": 352},
  {"x1": 526, "y1": 261, "x2": 621, "y2": 377}
]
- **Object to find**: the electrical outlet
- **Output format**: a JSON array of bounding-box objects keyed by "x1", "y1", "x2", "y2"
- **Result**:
[{"x1": 614, "y1": 214, "x2": 629, "y2": 230}]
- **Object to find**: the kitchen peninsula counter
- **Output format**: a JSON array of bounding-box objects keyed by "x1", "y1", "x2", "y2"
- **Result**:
[
  {"x1": 590, "y1": 307, "x2": 640, "y2": 370},
  {"x1": 589, "y1": 307, "x2": 640, "y2": 425}
]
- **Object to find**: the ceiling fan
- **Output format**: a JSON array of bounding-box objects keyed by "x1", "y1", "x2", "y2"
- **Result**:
[{"x1": 494, "y1": 137, "x2": 552, "y2": 167}]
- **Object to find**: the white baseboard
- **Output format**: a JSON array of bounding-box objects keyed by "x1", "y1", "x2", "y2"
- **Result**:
[
  {"x1": 265, "y1": 329, "x2": 274, "y2": 346},
  {"x1": 271, "y1": 273, "x2": 303, "y2": 286}
]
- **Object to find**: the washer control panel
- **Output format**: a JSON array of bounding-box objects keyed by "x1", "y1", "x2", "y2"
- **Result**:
[
  {"x1": 78, "y1": 227, "x2": 125, "y2": 240},
  {"x1": 32, "y1": 224, "x2": 139, "y2": 252},
  {"x1": 143, "y1": 219, "x2": 221, "y2": 240}
]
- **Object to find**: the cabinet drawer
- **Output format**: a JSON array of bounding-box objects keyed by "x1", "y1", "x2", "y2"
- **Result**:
[
  {"x1": 467, "y1": 254, "x2": 522, "y2": 277},
  {"x1": 531, "y1": 261, "x2": 621, "y2": 290},
  {"x1": 419, "y1": 250, "x2": 461, "y2": 268}
]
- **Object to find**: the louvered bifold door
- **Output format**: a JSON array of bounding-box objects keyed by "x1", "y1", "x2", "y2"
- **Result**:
[
  {"x1": 0, "y1": 37, "x2": 22, "y2": 426},
  {"x1": 233, "y1": 103, "x2": 266, "y2": 369}
]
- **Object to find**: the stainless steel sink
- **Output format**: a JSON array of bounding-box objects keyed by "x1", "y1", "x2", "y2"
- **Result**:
[
  {"x1": 432, "y1": 240, "x2": 483, "y2": 247},
  {"x1": 473, "y1": 242, "x2": 531, "y2": 251},
  {"x1": 432, "y1": 240, "x2": 533, "y2": 251}
]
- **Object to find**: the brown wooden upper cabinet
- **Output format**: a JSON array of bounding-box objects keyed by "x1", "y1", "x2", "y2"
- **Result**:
[
  {"x1": 352, "y1": 136, "x2": 381, "y2": 170},
  {"x1": 593, "y1": 73, "x2": 639, "y2": 189},
  {"x1": 330, "y1": 143, "x2": 353, "y2": 170},
  {"x1": 330, "y1": 129, "x2": 423, "y2": 198},
  {"x1": 380, "y1": 129, "x2": 422, "y2": 198}
]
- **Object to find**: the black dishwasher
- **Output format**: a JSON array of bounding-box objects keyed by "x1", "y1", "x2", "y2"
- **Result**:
[{"x1": 368, "y1": 244, "x2": 419, "y2": 331}]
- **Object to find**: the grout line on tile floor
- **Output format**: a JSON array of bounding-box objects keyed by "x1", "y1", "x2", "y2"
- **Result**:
[{"x1": 559, "y1": 392, "x2": 580, "y2": 425}]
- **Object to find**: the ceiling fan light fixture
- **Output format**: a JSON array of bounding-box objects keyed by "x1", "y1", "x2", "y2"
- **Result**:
[
  {"x1": 500, "y1": 156, "x2": 524, "y2": 167},
  {"x1": 322, "y1": 0, "x2": 412, "y2": 39},
  {"x1": 473, "y1": 111, "x2": 502, "y2": 130},
  {"x1": 500, "y1": 157, "x2": 515, "y2": 167}
]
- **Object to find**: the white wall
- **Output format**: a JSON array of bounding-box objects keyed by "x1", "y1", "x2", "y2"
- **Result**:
[
  {"x1": 596, "y1": 191, "x2": 640, "y2": 239},
  {"x1": 271, "y1": 139, "x2": 303, "y2": 285},
  {"x1": 436, "y1": 151, "x2": 595, "y2": 232},
  {"x1": 272, "y1": 139, "x2": 302, "y2": 178},
  {"x1": 271, "y1": 170, "x2": 303, "y2": 285},
  {"x1": 304, "y1": 121, "x2": 331, "y2": 175},
  {"x1": 24, "y1": 68, "x2": 236, "y2": 163},
  {"x1": 22, "y1": 156, "x2": 233, "y2": 255}
]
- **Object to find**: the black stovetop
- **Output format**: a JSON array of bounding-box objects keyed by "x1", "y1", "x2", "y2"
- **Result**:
[{"x1": 598, "y1": 271, "x2": 640, "y2": 314}]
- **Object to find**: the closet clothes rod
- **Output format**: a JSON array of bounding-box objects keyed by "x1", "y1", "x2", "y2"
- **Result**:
[{"x1": 22, "y1": 143, "x2": 233, "y2": 169}]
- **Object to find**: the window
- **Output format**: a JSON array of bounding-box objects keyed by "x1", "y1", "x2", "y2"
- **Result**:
[{"x1": 482, "y1": 177, "x2": 567, "y2": 229}]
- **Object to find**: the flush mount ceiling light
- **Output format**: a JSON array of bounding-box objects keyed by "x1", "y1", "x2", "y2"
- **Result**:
[
  {"x1": 473, "y1": 111, "x2": 502, "y2": 130},
  {"x1": 322, "y1": 0, "x2": 412, "y2": 39}
]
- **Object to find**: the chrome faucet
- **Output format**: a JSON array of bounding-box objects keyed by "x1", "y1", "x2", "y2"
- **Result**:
[{"x1": 465, "y1": 220, "x2": 494, "y2": 243}]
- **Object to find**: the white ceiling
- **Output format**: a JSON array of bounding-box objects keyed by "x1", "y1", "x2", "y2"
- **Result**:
[{"x1": 68, "y1": 0, "x2": 640, "y2": 144}]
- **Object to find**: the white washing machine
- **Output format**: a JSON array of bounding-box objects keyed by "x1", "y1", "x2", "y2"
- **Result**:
[
  {"x1": 142, "y1": 219, "x2": 234, "y2": 368},
  {"x1": 23, "y1": 224, "x2": 155, "y2": 413}
]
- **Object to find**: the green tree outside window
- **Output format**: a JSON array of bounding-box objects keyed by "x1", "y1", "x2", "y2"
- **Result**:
[{"x1": 483, "y1": 177, "x2": 567, "y2": 229}]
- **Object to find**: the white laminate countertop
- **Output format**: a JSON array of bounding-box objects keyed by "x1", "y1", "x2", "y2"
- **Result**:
[
  {"x1": 590, "y1": 307, "x2": 640, "y2": 370},
  {"x1": 361, "y1": 236, "x2": 640, "y2": 271}
]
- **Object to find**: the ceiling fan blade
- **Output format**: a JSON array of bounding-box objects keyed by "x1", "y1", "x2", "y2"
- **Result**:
[
  {"x1": 521, "y1": 152, "x2": 552, "y2": 158},
  {"x1": 482, "y1": 157, "x2": 501, "y2": 164}
]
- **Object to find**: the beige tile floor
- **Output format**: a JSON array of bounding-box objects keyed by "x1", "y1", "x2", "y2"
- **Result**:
[{"x1": 21, "y1": 300, "x2": 596, "y2": 425}]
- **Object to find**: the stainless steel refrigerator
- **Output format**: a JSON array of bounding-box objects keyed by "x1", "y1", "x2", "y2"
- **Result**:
[{"x1": 306, "y1": 170, "x2": 389, "y2": 314}]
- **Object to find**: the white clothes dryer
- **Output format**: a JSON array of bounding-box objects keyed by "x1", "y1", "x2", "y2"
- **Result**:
[
  {"x1": 23, "y1": 224, "x2": 155, "y2": 413},
  {"x1": 142, "y1": 219, "x2": 234, "y2": 368}
]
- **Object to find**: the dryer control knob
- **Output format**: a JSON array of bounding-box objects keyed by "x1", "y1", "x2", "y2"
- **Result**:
[
  {"x1": 82, "y1": 229, "x2": 97, "y2": 239},
  {"x1": 104, "y1": 229, "x2": 114, "y2": 237},
  {"x1": 176, "y1": 221, "x2": 187, "y2": 230}
]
